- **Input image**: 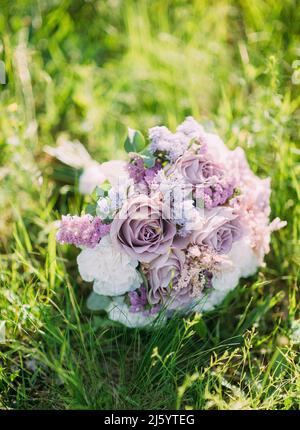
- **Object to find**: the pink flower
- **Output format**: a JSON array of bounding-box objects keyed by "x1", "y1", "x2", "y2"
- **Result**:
[
  {"x1": 227, "y1": 147, "x2": 286, "y2": 263},
  {"x1": 190, "y1": 207, "x2": 242, "y2": 254},
  {"x1": 110, "y1": 195, "x2": 177, "y2": 263},
  {"x1": 172, "y1": 151, "x2": 223, "y2": 186}
]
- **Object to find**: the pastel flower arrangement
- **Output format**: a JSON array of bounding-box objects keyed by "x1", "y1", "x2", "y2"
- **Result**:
[{"x1": 55, "y1": 117, "x2": 286, "y2": 328}]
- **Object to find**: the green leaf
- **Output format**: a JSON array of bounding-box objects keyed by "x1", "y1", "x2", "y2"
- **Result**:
[
  {"x1": 124, "y1": 128, "x2": 145, "y2": 153},
  {"x1": 194, "y1": 317, "x2": 208, "y2": 339},
  {"x1": 91, "y1": 182, "x2": 112, "y2": 213},
  {"x1": 86, "y1": 203, "x2": 97, "y2": 215},
  {"x1": 94, "y1": 180, "x2": 112, "y2": 199},
  {"x1": 124, "y1": 135, "x2": 134, "y2": 153},
  {"x1": 133, "y1": 130, "x2": 145, "y2": 152},
  {"x1": 140, "y1": 148, "x2": 156, "y2": 168},
  {"x1": 86, "y1": 292, "x2": 111, "y2": 311},
  {"x1": 95, "y1": 185, "x2": 104, "y2": 198}
]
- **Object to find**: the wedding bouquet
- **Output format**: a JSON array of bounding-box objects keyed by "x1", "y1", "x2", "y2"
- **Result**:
[{"x1": 54, "y1": 117, "x2": 286, "y2": 328}]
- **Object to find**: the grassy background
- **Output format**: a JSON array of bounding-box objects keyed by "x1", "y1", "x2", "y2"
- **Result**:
[{"x1": 0, "y1": 0, "x2": 299, "y2": 409}]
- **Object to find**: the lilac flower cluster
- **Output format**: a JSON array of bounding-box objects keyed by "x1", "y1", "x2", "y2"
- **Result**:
[
  {"x1": 128, "y1": 286, "x2": 160, "y2": 316},
  {"x1": 149, "y1": 117, "x2": 207, "y2": 162},
  {"x1": 198, "y1": 180, "x2": 235, "y2": 209},
  {"x1": 127, "y1": 156, "x2": 145, "y2": 183},
  {"x1": 149, "y1": 126, "x2": 190, "y2": 162},
  {"x1": 127, "y1": 155, "x2": 162, "y2": 188},
  {"x1": 176, "y1": 116, "x2": 206, "y2": 141},
  {"x1": 56, "y1": 214, "x2": 110, "y2": 248}
]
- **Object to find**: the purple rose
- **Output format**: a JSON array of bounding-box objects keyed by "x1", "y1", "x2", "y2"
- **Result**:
[
  {"x1": 173, "y1": 151, "x2": 222, "y2": 186},
  {"x1": 148, "y1": 249, "x2": 194, "y2": 309},
  {"x1": 110, "y1": 195, "x2": 176, "y2": 263},
  {"x1": 190, "y1": 207, "x2": 242, "y2": 254}
]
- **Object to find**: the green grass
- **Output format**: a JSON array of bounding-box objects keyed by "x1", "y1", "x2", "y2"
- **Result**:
[{"x1": 0, "y1": 0, "x2": 299, "y2": 409}]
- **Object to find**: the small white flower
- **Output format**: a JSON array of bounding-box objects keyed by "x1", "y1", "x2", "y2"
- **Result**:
[
  {"x1": 108, "y1": 178, "x2": 135, "y2": 211},
  {"x1": 96, "y1": 197, "x2": 113, "y2": 218},
  {"x1": 96, "y1": 178, "x2": 135, "y2": 218},
  {"x1": 77, "y1": 236, "x2": 142, "y2": 296}
]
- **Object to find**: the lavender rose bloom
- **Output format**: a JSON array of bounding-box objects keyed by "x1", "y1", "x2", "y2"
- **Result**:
[
  {"x1": 148, "y1": 249, "x2": 194, "y2": 310},
  {"x1": 190, "y1": 207, "x2": 242, "y2": 254},
  {"x1": 173, "y1": 151, "x2": 222, "y2": 186},
  {"x1": 110, "y1": 195, "x2": 176, "y2": 263}
]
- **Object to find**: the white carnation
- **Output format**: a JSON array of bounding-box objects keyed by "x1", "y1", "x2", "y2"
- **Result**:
[
  {"x1": 194, "y1": 265, "x2": 241, "y2": 313},
  {"x1": 107, "y1": 296, "x2": 159, "y2": 328},
  {"x1": 77, "y1": 236, "x2": 142, "y2": 296},
  {"x1": 229, "y1": 236, "x2": 259, "y2": 278}
]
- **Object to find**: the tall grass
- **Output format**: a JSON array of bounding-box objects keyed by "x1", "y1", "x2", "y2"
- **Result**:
[{"x1": 0, "y1": 0, "x2": 299, "y2": 409}]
